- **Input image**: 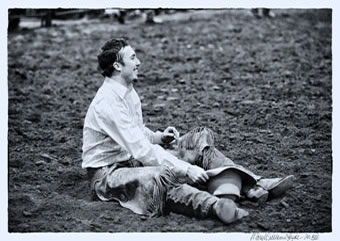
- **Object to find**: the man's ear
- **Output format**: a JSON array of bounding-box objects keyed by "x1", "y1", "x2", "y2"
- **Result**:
[{"x1": 113, "y1": 62, "x2": 121, "y2": 72}]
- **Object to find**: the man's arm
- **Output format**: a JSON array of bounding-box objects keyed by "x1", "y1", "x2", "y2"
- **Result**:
[
  {"x1": 142, "y1": 125, "x2": 163, "y2": 144},
  {"x1": 94, "y1": 101, "x2": 190, "y2": 176},
  {"x1": 143, "y1": 125, "x2": 180, "y2": 145}
]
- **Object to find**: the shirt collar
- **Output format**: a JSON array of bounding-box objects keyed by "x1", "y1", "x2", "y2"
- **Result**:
[{"x1": 104, "y1": 77, "x2": 133, "y2": 99}]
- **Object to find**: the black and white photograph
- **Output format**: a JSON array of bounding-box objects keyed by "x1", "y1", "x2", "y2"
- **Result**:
[{"x1": 3, "y1": 0, "x2": 337, "y2": 239}]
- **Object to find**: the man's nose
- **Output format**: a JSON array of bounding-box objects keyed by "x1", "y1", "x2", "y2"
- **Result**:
[{"x1": 136, "y1": 58, "x2": 141, "y2": 66}]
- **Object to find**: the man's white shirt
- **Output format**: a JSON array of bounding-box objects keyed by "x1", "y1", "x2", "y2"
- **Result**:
[{"x1": 82, "y1": 77, "x2": 190, "y2": 176}]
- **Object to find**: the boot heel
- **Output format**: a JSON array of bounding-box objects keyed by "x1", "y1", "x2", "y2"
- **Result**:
[{"x1": 246, "y1": 186, "x2": 269, "y2": 204}]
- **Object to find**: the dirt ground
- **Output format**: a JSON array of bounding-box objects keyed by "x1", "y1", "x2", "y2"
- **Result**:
[{"x1": 7, "y1": 9, "x2": 332, "y2": 232}]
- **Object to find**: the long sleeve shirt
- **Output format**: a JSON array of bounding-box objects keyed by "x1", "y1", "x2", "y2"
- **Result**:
[{"x1": 82, "y1": 77, "x2": 190, "y2": 176}]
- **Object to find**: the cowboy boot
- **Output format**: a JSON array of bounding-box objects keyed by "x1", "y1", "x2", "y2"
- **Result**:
[
  {"x1": 245, "y1": 175, "x2": 295, "y2": 203},
  {"x1": 166, "y1": 183, "x2": 248, "y2": 224},
  {"x1": 256, "y1": 175, "x2": 295, "y2": 198}
]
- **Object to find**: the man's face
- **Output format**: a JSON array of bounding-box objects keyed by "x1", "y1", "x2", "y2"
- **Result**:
[{"x1": 117, "y1": 45, "x2": 141, "y2": 84}]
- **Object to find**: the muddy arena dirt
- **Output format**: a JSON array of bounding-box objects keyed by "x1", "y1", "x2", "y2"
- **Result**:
[{"x1": 8, "y1": 9, "x2": 332, "y2": 232}]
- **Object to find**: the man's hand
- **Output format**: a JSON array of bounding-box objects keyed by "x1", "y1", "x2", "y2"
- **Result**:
[
  {"x1": 186, "y1": 165, "x2": 209, "y2": 183},
  {"x1": 161, "y1": 126, "x2": 180, "y2": 144}
]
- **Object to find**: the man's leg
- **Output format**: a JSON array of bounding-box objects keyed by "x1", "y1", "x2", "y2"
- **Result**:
[
  {"x1": 174, "y1": 127, "x2": 295, "y2": 202},
  {"x1": 88, "y1": 160, "x2": 248, "y2": 224},
  {"x1": 89, "y1": 160, "x2": 172, "y2": 216},
  {"x1": 166, "y1": 183, "x2": 249, "y2": 224}
]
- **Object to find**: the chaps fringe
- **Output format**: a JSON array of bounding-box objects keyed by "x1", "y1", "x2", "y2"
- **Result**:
[
  {"x1": 178, "y1": 127, "x2": 215, "y2": 152},
  {"x1": 147, "y1": 167, "x2": 182, "y2": 217},
  {"x1": 199, "y1": 147, "x2": 216, "y2": 170},
  {"x1": 178, "y1": 127, "x2": 215, "y2": 170}
]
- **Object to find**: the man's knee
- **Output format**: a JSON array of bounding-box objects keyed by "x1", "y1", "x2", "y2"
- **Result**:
[{"x1": 178, "y1": 127, "x2": 215, "y2": 154}]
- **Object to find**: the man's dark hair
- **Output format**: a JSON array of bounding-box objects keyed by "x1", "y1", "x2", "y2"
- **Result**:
[{"x1": 97, "y1": 38, "x2": 129, "y2": 77}]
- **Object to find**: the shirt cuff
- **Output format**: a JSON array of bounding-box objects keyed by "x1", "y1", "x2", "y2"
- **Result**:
[
  {"x1": 165, "y1": 153, "x2": 191, "y2": 177},
  {"x1": 174, "y1": 159, "x2": 191, "y2": 177}
]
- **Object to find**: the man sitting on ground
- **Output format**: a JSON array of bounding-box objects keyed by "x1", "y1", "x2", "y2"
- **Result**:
[{"x1": 82, "y1": 38, "x2": 294, "y2": 224}]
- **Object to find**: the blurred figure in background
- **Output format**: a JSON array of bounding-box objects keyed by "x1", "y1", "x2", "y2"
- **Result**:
[
  {"x1": 104, "y1": 9, "x2": 163, "y2": 24},
  {"x1": 251, "y1": 8, "x2": 275, "y2": 18}
]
